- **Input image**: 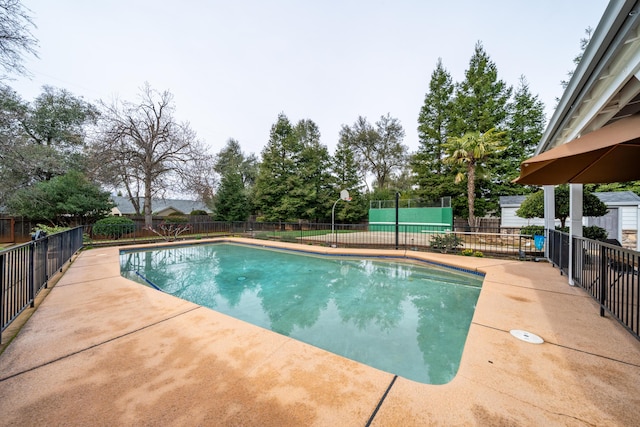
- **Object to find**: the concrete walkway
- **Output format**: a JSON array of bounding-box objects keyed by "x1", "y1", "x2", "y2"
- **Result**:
[{"x1": 1, "y1": 238, "x2": 639, "y2": 426}]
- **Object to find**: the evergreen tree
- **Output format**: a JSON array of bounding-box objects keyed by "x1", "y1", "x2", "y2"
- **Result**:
[
  {"x1": 6, "y1": 170, "x2": 112, "y2": 225},
  {"x1": 214, "y1": 170, "x2": 250, "y2": 221},
  {"x1": 412, "y1": 58, "x2": 458, "y2": 204},
  {"x1": 448, "y1": 41, "x2": 512, "y2": 136},
  {"x1": 212, "y1": 138, "x2": 258, "y2": 213},
  {"x1": 295, "y1": 119, "x2": 333, "y2": 221},
  {"x1": 332, "y1": 132, "x2": 368, "y2": 222},
  {"x1": 493, "y1": 76, "x2": 546, "y2": 197},
  {"x1": 446, "y1": 42, "x2": 511, "y2": 219},
  {"x1": 253, "y1": 113, "x2": 304, "y2": 222},
  {"x1": 416, "y1": 58, "x2": 454, "y2": 173},
  {"x1": 214, "y1": 138, "x2": 259, "y2": 188}
]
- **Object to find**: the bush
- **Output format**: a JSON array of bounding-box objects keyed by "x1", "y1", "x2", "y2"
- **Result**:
[
  {"x1": 92, "y1": 217, "x2": 136, "y2": 239},
  {"x1": 461, "y1": 248, "x2": 474, "y2": 256},
  {"x1": 583, "y1": 225, "x2": 608, "y2": 241},
  {"x1": 520, "y1": 225, "x2": 544, "y2": 237},
  {"x1": 473, "y1": 250, "x2": 484, "y2": 257},
  {"x1": 163, "y1": 215, "x2": 188, "y2": 224},
  {"x1": 430, "y1": 233, "x2": 463, "y2": 254},
  {"x1": 555, "y1": 225, "x2": 608, "y2": 241},
  {"x1": 190, "y1": 209, "x2": 208, "y2": 216},
  {"x1": 34, "y1": 224, "x2": 70, "y2": 235}
]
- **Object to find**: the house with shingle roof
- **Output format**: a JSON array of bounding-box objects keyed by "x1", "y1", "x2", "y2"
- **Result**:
[{"x1": 110, "y1": 196, "x2": 211, "y2": 217}]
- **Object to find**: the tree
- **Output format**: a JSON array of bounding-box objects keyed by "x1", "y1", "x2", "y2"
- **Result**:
[
  {"x1": 443, "y1": 128, "x2": 505, "y2": 228},
  {"x1": 213, "y1": 138, "x2": 259, "y2": 188},
  {"x1": 0, "y1": 86, "x2": 99, "y2": 204},
  {"x1": 211, "y1": 138, "x2": 258, "y2": 214},
  {"x1": 332, "y1": 131, "x2": 368, "y2": 223},
  {"x1": 486, "y1": 76, "x2": 546, "y2": 203},
  {"x1": 413, "y1": 58, "x2": 456, "y2": 203},
  {"x1": 253, "y1": 113, "x2": 303, "y2": 222},
  {"x1": 416, "y1": 58, "x2": 454, "y2": 173},
  {"x1": 0, "y1": 0, "x2": 38, "y2": 79},
  {"x1": 93, "y1": 83, "x2": 212, "y2": 228},
  {"x1": 413, "y1": 42, "x2": 512, "y2": 218},
  {"x1": 561, "y1": 27, "x2": 593, "y2": 89},
  {"x1": 342, "y1": 114, "x2": 407, "y2": 191},
  {"x1": 294, "y1": 119, "x2": 333, "y2": 221},
  {"x1": 214, "y1": 170, "x2": 250, "y2": 221},
  {"x1": 6, "y1": 170, "x2": 112, "y2": 225},
  {"x1": 516, "y1": 185, "x2": 608, "y2": 228},
  {"x1": 448, "y1": 41, "x2": 511, "y2": 136}
]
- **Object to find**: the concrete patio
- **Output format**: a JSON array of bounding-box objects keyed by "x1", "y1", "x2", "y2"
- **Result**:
[{"x1": 1, "y1": 238, "x2": 639, "y2": 426}]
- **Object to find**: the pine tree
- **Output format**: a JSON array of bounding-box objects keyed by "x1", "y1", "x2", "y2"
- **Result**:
[
  {"x1": 294, "y1": 119, "x2": 333, "y2": 222},
  {"x1": 497, "y1": 76, "x2": 546, "y2": 191},
  {"x1": 448, "y1": 41, "x2": 512, "y2": 136},
  {"x1": 253, "y1": 113, "x2": 303, "y2": 222},
  {"x1": 214, "y1": 170, "x2": 250, "y2": 221},
  {"x1": 446, "y1": 41, "x2": 512, "y2": 219},
  {"x1": 412, "y1": 58, "x2": 458, "y2": 204},
  {"x1": 332, "y1": 131, "x2": 368, "y2": 222}
]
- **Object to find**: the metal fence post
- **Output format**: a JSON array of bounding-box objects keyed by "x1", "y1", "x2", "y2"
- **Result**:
[
  {"x1": 0, "y1": 252, "x2": 4, "y2": 344},
  {"x1": 395, "y1": 192, "x2": 399, "y2": 250},
  {"x1": 43, "y1": 237, "x2": 49, "y2": 288},
  {"x1": 29, "y1": 241, "x2": 35, "y2": 308},
  {"x1": 599, "y1": 245, "x2": 607, "y2": 317}
]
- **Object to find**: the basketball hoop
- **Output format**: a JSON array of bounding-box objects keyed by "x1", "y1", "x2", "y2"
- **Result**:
[{"x1": 332, "y1": 190, "x2": 352, "y2": 247}]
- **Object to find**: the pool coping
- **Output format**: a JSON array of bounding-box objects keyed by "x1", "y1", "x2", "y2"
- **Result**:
[{"x1": 1, "y1": 237, "x2": 640, "y2": 425}]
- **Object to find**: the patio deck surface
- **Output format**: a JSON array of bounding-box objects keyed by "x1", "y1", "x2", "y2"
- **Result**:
[{"x1": 1, "y1": 237, "x2": 639, "y2": 426}]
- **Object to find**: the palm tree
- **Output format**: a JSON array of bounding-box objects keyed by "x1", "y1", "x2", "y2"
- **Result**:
[{"x1": 443, "y1": 128, "x2": 505, "y2": 228}]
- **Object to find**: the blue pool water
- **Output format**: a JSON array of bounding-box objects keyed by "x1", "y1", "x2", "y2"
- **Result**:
[{"x1": 119, "y1": 243, "x2": 483, "y2": 384}]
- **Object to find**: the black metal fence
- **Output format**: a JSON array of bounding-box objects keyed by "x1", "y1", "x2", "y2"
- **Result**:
[
  {"x1": 548, "y1": 229, "x2": 570, "y2": 275},
  {"x1": 1, "y1": 227, "x2": 84, "y2": 342},
  {"x1": 548, "y1": 229, "x2": 639, "y2": 340},
  {"x1": 83, "y1": 221, "x2": 540, "y2": 259},
  {"x1": 574, "y1": 235, "x2": 639, "y2": 339}
]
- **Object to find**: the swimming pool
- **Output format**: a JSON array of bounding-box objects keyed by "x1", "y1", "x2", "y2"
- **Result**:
[{"x1": 119, "y1": 243, "x2": 483, "y2": 384}]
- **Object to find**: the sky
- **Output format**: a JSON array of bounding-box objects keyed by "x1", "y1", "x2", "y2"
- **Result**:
[{"x1": 10, "y1": 0, "x2": 609, "y2": 157}]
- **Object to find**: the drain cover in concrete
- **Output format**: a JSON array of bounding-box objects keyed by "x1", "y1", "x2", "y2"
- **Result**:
[{"x1": 510, "y1": 329, "x2": 544, "y2": 344}]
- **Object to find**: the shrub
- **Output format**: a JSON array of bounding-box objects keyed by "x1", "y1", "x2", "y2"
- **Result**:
[
  {"x1": 583, "y1": 225, "x2": 608, "y2": 241},
  {"x1": 430, "y1": 233, "x2": 463, "y2": 254},
  {"x1": 473, "y1": 251, "x2": 484, "y2": 257},
  {"x1": 163, "y1": 215, "x2": 188, "y2": 224},
  {"x1": 520, "y1": 225, "x2": 544, "y2": 237},
  {"x1": 34, "y1": 224, "x2": 70, "y2": 235},
  {"x1": 93, "y1": 217, "x2": 136, "y2": 239},
  {"x1": 190, "y1": 209, "x2": 208, "y2": 216},
  {"x1": 461, "y1": 248, "x2": 474, "y2": 256},
  {"x1": 555, "y1": 225, "x2": 608, "y2": 241}
]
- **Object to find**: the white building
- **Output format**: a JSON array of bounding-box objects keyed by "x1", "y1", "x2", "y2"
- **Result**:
[{"x1": 500, "y1": 191, "x2": 640, "y2": 250}]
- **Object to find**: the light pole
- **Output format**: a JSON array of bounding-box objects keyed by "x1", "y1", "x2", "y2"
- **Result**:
[{"x1": 331, "y1": 189, "x2": 351, "y2": 247}]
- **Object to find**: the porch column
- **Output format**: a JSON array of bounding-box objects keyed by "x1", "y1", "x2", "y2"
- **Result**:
[
  {"x1": 569, "y1": 184, "x2": 583, "y2": 285},
  {"x1": 543, "y1": 185, "x2": 555, "y2": 259}
]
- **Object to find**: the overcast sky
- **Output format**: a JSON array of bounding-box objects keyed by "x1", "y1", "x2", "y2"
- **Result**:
[{"x1": 11, "y1": 0, "x2": 608, "y2": 157}]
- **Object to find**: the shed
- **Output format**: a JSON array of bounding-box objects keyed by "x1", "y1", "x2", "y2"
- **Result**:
[{"x1": 500, "y1": 192, "x2": 640, "y2": 250}]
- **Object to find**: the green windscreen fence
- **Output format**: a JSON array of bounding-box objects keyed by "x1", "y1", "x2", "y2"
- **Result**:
[{"x1": 368, "y1": 207, "x2": 453, "y2": 232}]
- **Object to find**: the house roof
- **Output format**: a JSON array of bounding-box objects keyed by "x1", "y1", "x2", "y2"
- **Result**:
[
  {"x1": 111, "y1": 196, "x2": 211, "y2": 215},
  {"x1": 500, "y1": 191, "x2": 640, "y2": 207}
]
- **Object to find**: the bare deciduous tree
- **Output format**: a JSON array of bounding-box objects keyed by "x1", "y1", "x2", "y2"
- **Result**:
[
  {"x1": 92, "y1": 83, "x2": 212, "y2": 228},
  {"x1": 0, "y1": 0, "x2": 38, "y2": 79}
]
